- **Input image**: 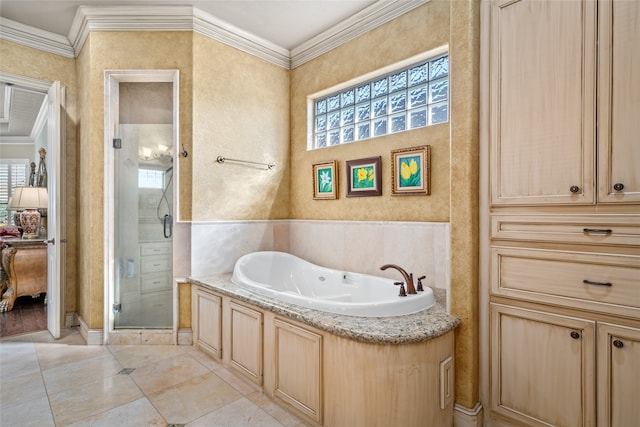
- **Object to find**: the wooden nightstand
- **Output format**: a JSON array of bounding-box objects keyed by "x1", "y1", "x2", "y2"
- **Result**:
[{"x1": 0, "y1": 240, "x2": 47, "y2": 312}]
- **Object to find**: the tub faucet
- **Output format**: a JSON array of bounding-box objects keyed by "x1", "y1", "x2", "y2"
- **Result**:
[{"x1": 380, "y1": 264, "x2": 416, "y2": 294}]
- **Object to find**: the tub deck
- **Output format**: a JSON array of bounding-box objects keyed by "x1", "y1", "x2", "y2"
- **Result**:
[{"x1": 188, "y1": 273, "x2": 459, "y2": 345}]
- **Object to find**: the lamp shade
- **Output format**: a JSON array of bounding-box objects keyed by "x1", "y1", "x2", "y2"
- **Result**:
[{"x1": 8, "y1": 186, "x2": 48, "y2": 210}]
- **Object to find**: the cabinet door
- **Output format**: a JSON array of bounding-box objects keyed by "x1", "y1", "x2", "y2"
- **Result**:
[
  {"x1": 192, "y1": 288, "x2": 222, "y2": 359},
  {"x1": 229, "y1": 301, "x2": 263, "y2": 385},
  {"x1": 597, "y1": 0, "x2": 640, "y2": 203},
  {"x1": 597, "y1": 323, "x2": 640, "y2": 427},
  {"x1": 490, "y1": 304, "x2": 596, "y2": 426},
  {"x1": 490, "y1": 0, "x2": 596, "y2": 205},
  {"x1": 273, "y1": 318, "x2": 322, "y2": 424}
]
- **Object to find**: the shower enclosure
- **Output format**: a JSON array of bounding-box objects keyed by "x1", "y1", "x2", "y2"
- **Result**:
[{"x1": 111, "y1": 80, "x2": 175, "y2": 329}]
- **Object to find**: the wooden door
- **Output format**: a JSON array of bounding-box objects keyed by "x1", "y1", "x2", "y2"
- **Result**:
[
  {"x1": 490, "y1": 303, "x2": 596, "y2": 426},
  {"x1": 489, "y1": 0, "x2": 596, "y2": 206},
  {"x1": 597, "y1": 322, "x2": 640, "y2": 426},
  {"x1": 597, "y1": 0, "x2": 640, "y2": 203}
]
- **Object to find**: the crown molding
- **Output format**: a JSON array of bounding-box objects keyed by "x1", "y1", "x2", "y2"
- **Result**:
[
  {"x1": 290, "y1": 0, "x2": 429, "y2": 69},
  {"x1": 192, "y1": 8, "x2": 290, "y2": 69},
  {"x1": 1, "y1": 1, "x2": 425, "y2": 69},
  {"x1": 68, "y1": 5, "x2": 195, "y2": 56},
  {"x1": 0, "y1": 17, "x2": 75, "y2": 58}
]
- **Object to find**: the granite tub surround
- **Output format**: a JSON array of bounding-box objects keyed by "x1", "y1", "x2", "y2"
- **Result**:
[{"x1": 189, "y1": 273, "x2": 459, "y2": 345}]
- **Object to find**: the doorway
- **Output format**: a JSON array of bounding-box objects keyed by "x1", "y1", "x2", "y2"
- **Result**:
[{"x1": 104, "y1": 71, "x2": 179, "y2": 338}]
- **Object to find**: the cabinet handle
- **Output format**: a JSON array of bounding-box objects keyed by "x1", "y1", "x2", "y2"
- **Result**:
[
  {"x1": 613, "y1": 339, "x2": 624, "y2": 349},
  {"x1": 570, "y1": 331, "x2": 581, "y2": 339},
  {"x1": 583, "y1": 279, "x2": 612, "y2": 287},
  {"x1": 583, "y1": 228, "x2": 612, "y2": 235},
  {"x1": 613, "y1": 183, "x2": 624, "y2": 191},
  {"x1": 570, "y1": 185, "x2": 580, "y2": 193}
]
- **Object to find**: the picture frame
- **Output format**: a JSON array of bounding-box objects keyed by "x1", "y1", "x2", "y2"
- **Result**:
[
  {"x1": 312, "y1": 160, "x2": 338, "y2": 200},
  {"x1": 346, "y1": 156, "x2": 382, "y2": 197},
  {"x1": 391, "y1": 145, "x2": 430, "y2": 195}
]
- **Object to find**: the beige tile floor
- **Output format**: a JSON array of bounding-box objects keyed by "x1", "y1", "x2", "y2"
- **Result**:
[{"x1": 0, "y1": 328, "x2": 309, "y2": 426}]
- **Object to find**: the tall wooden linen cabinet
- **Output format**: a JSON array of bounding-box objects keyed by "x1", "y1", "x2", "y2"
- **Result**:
[{"x1": 487, "y1": 0, "x2": 640, "y2": 426}]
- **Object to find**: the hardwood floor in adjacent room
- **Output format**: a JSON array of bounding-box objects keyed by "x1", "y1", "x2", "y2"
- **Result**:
[{"x1": 0, "y1": 294, "x2": 47, "y2": 338}]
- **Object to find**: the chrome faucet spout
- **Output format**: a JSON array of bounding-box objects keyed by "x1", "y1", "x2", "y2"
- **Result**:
[{"x1": 380, "y1": 264, "x2": 417, "y2": 294}]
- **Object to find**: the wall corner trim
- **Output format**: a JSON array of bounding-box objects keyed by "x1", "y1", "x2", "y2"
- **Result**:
[{"x1": 453, "y1": 402, "x2": 484, "y2": 427}]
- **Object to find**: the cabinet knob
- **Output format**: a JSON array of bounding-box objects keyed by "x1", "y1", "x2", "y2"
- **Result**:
[
  {"x1": 570, "y1": 331, "x2": 581, "y2": 339},
  {"x1": 613, "y1": 183, "x2": 624, "y2": 191},
  {"x1": 569, "y1": 185, "x2": 580, "y2": 194},
  {"x1": 613, "y1": 339, "x2": 624, "y2": 349}
]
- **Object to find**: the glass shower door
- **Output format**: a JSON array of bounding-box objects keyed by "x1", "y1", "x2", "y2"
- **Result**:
[{"x1": 113, "y1": 82, "x2": 174, "y2": 329}]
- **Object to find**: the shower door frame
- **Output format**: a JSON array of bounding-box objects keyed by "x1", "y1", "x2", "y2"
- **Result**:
[{"x1": 103, "y1": 69, "x2": 180, "y2": 344}]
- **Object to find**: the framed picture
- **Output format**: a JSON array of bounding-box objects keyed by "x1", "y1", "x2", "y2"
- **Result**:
[
  {"x1": 391, "y1": 145, "x2": 430, "y2": 195},
  {"x1": 346, "y1": 156, "x2": 382, "y2": 197},
  {"x1": 312, "y1": 160, "x2": 338, "y2": 200}
]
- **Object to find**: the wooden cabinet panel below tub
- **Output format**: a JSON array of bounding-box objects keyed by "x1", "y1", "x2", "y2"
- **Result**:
[
  {"x1": 228, "y1": 301, "x2": 263, "y2": 385},
  {"x1": 192, "y1": 287, "x2": 222, "y2": 359}
]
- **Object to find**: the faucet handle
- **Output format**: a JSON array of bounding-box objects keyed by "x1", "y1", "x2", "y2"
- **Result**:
[
  {"x1": 394, "y1": 281, "x2": 407, "y2": 297},
  {"x1": 416, "y1": 275, "x2": 426, "y2": 292}
]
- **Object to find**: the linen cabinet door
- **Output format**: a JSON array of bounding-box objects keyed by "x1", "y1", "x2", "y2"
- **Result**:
[
  {"x1": 192, "y1": 288, "x2": 222, "y2": 359},
  {"x1": 490, "y1": 303, "x2": 596, "y2": 426},
  {"x1": 272, "y1": 317, "x2": 322, "y2": 424},
  {"x1": 229, "y1": 301, "x2": 263, "y2": 385},
  {"x1": 489, "y1": 0, "x2": 596, "y2": 206},
  {"x1": 597, "y1": 322, "x2": 640, "y2": 427},
  {"x1": 597, "y1": 0, "x2": 640, "y2": 203}
]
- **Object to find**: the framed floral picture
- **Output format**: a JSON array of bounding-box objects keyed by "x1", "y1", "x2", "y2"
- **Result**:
[
  {"x1": 312, "y1": 160, "x2": 338, "y2": 200},
  {"x1": 391, "y1": 145, "x2": 430, "y2": 195},
  {"x1": 346, "y1": 156, "x2": 382, "y2": 197}
]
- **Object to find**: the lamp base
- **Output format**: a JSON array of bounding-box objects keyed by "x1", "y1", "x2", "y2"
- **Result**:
[{"x1": 20, "y1": 209, "x2": 41, "y2": 240}]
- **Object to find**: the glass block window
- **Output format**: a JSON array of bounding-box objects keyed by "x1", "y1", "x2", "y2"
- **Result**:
[{"x1": 311, "y1": 54, "x2": 448, "y2": 149}]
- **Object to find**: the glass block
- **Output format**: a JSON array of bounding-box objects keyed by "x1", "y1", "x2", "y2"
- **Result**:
[
  {"x1": 341, "y1": 89, "x2": 355, "y2": 107},
  {"x1": 409, "y1": 86, "x2": 427, "y2": 108},
  {"x1": 429, "y1": 78, "x2": 448, "y2": 103},
  {"x1": 328, "y1": 112, "x2": 340, "y2": 129},
  {"x1": 316, "y1": 98, "x2": 327, "y2": 115},
  {"x1": 429, "y1": 102, "x2": 448, "y2": 124},
  {"x1": 316, "y1": 114, "x2": 327, "y2": 132},
  {"x1": 372, "y1": 78, "x2": 388, "y2": 97},
  {"x1": 390, "y1": 91, "x2": 406, "y2": 113},
  {"x1": 430, "y1": 56, "x2": 448, "y2": 80},
  {"x1": 316, "y1": 133, "x2": 327, "y2": 148},
  {"x1": 373, "y1": 118, "x2": 387, "y2": 137},
  {"x1": 410, "y1": 109, "x2": 427, "y2": 128},
  {"x1": 342, "y1": 126, "x2": 355, "y2": 143},
  {"x1": 357, "y1": 122, "x2": 370, "y2": 140},
  {"x1": 329, "y1": 130, "x2": 341, "y2": 146},
  {"x1": 409, "y1": 62, "x2": 428, "y2": 86},
  {"x1": 373, "y1": 97, "x2": 387, "y2": 117},
  {"x1": 390, "y1": 71, "x2": 407, "y2": 92},
  {"x1": 390, "y1": 113, "x2": 406, "y2": 133},
  {"x1": 327, "y1": 94, "x2": 340, "y2": 112},
  {"x1": 342, "y1": 107, "x2": 355, "y2": 125},
  {"x1": 356, "y1": 102, "x2": 370, "y2": 122},
  {"x1": 356, "y1": 84, "x2": 371, "y2": 102}
]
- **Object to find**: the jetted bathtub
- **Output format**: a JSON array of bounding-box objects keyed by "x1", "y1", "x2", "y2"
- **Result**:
[{"x1": 231, "y1": 251, "x2": 435, "y2": 317}]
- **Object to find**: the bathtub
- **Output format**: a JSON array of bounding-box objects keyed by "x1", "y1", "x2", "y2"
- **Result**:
[{"x1": 231, "y1": 251, "x2": 435, "y2": 317}]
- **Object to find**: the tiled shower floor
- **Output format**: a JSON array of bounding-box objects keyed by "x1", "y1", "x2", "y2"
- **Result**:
[{"x1": 0, "y1": 328, "x2": 308, "y2": 426}]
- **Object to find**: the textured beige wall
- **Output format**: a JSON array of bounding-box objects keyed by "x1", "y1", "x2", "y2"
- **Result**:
[
  {"x1": 191, "y1": 33, "x2": 290, "y2": 220},
  {"x1": 290, "y1": 0, "x2": 480, "y2": 408},
  {"x1": 290, "y1": 0, "x2": 451, "y2": 221},
  {"x1": 0, "y1": 39, "x2": 79, "y2": 317},
  {"x1": 77, "y1": 31, "x2": 193, "y2": 328}
]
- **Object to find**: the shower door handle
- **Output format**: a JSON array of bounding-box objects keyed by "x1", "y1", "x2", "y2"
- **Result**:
[{"x1": 163, "y1": 214, "x2": 173, "y2": 239}]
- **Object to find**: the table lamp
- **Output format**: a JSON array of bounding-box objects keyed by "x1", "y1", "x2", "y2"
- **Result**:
[{"x1": 7, "y1": 186, "x2": 48, "y2": 239}]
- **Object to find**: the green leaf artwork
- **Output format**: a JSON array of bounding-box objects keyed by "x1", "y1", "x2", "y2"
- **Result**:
[
  {"x1": 399, "y1": 155, "x2": 422, "y2": 188},
  {"x1": 352, "y1": 166, "x2": 375, "y2": 189},
  {"x1": 318, "y1": 168, "x2": 333, "y2": 193}
]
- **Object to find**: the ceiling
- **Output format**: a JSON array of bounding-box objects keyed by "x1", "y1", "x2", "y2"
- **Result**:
[{"x1": 0, "y1": 0, "x2": 378, "y2": 139}]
